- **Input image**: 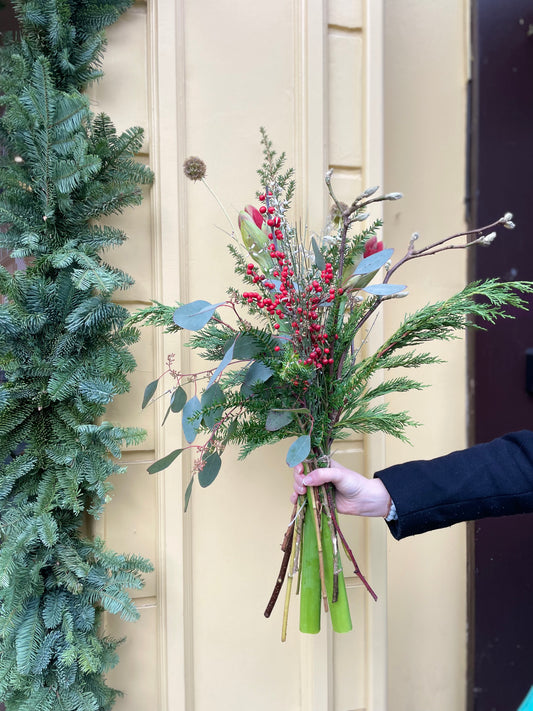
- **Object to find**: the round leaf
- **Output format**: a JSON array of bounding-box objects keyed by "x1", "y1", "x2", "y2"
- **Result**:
[
  {"x1": 266, "y1": 410, "x2": 294, "y2": 432},
  {"x1": 201, "y1": 382, "x2": 226, "y2": 429},
  {"x1": 353, "y1": 248, "x2": 394, "y2": 276},
  {"x1": 199, "y1": 451, "x2": 222, "y2": 488},
  {"x1": 241, "y1": 361, "x2": 273, "y2": 396},
  {"x1": 223, "y1": 419, "x2": 238, "y2": 445},
  {"x1": 286, "y1": 435, "x2": 311, "y2": 467},
  {"x1": 182, "y1": 395, "x2": 202, "y2": 443},
  {"x1": 173, "y1": 300, "x2": 225, "y2": 331},
  {"x1": 232, "y1": 333, "x2": 261, "y2": 360},
  {"x1": 170, "y1": 386, "x2": 187, "y2": 413}
]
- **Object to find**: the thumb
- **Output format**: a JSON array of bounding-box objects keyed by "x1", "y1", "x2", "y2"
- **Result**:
[{"x1": 303, "y1": 467, "x2": 340, "y2": 488}]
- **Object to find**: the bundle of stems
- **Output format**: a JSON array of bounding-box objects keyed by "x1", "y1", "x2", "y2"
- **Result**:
[{"x1": 135, "y1": 130, "x2": 532, "y2": 639}]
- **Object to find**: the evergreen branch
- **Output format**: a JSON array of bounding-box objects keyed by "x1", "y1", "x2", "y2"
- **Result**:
[{"x1": 126, "y1": 301, "x2": 182, "y2": 333}]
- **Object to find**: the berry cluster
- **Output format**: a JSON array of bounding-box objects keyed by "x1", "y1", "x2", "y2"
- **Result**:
[
  {"x1": 241, "y1": 202, "x2": 345, "y2": 371},
  {"x1": 258, "y1": 193, "x2": 284, "y2": 240}
]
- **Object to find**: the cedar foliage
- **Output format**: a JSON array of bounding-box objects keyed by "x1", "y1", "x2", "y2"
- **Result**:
[
  {"x1": 134, "y1": 134, "x2": 533, "y2": 487},
  {"x1": 0, "y1": 1, "x2": 153, "y2": 708}
]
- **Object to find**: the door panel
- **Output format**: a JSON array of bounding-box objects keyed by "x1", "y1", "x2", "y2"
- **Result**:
[{"x1": 469, "y1": 2, "x2": 533, "y2": 709}]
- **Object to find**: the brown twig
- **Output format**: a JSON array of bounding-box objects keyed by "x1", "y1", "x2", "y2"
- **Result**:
[
  {"x1": 384, "y1": 217, "x2": 506, "y2": 284},
  {"x1": 264, "y1": 520, "x2": 295, "y2": 618},
  {"x1": 324, "y1": 483, "x2": 378, "y2": 602},
  {"x1": 281, "y1": 511, "x2": 299, "y2": 642}
]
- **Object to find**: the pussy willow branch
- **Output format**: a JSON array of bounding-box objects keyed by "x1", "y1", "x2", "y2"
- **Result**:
[
  {"x1": 325, "y1": 170, "x2": 352, "y2": 280},
  {"x1": 384, "y1": 217, "x2": 506, "y2": 284},
  {"x1": 343, "y1": 216, "x2": 509, "y2": 353}
]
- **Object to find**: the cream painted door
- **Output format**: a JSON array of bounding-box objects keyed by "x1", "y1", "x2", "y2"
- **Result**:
[{"x1": 91, "y1": 1, "x2": 387, "y2": 709}]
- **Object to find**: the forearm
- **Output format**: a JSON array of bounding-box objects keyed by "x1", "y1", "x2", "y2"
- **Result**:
[{"x1": 375, "y1": 430, "x2": 533, "y2": 540}]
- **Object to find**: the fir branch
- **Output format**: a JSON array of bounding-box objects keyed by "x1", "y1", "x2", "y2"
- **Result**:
[{"x1": 0, "y1": 2, "x2": 152, "y2": 705}]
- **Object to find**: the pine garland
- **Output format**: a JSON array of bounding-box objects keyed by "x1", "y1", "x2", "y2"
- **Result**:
[{"x1": 0, "y1": 2, "x2": 153, "y2": 709}]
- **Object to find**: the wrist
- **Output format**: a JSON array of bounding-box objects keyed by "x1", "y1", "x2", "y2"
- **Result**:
[
  {"x1": 346, "y1": 478, "x2": 391, "y2": 517},
  {"x1": 370, "y1": 478, "x2": 392, "y2": 518}
]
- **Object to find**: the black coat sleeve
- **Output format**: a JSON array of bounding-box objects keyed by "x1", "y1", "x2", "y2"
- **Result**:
[{"x1": 374, "y1": 431, "x2": 533, "y2": 540}]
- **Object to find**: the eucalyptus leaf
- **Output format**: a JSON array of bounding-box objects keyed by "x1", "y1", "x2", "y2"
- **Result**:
[
  {"x1": 241, "y1": 361, "x2": 273, "y2": 396},
  {"x1": 207, "y1": 340, "x2": 235, "y2": 388},
  {"x1": 311, "y1": 236, "x2": 326, "y2": 271},
  {"x1": 201, "y1": 383, "x2": 226, "y2": 429},
  {"x1": 266, "y1": 410, "x2": 294, "y2": 432},
  {"x1": 147, "y1": 448, "x2": 183, "y2": 474},
  {"x1": 170, "y1": 386, "x2": 187, "y2": 413},
  {"x1": 141, "y1": 379, "x2": 158, "y2": 409},
  {"x1": 363, "y1": 283, "x2": 407, "y2": 296},
  {"x1": 286, "y1": 435, "x2": 311, "y2": 467},
  {"x1": 184, "y1": 476, "x2": 194, "y2": 512},
  {"x1": 173, "y1": 300, "x2": 225, "y2": 331},
  {"x1": 353, "y1": 248, "x2": 394, "y2": 276},
  {"x1": 182, "y1": 396, "x2": 202, "y2": 443},
  {"x1": 199, "y1": 451, "x2": 222, "y2": 488},
  {"x1": 232, "y1": 333, "x2": 261, "y2": 360},
  {"x1": 223, "y1": 419, "x2": 238, "y2": 444}
]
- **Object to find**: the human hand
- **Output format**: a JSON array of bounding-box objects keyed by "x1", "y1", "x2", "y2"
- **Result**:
[{"x1": 291, "y1": 460, "x2": 391, "y2": 518}]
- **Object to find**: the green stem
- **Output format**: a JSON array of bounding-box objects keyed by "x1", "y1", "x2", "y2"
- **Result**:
[
  {"x1": 299, "y1": 502, "x2": 321, "y2": 634},
  {"x1": 321, "y1": 512, "x2": 352, "y2": 633}
]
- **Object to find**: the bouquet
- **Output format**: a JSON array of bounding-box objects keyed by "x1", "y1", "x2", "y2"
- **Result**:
[{"x1": 133, "y1": 130, "x2": 531, "y2": 640}]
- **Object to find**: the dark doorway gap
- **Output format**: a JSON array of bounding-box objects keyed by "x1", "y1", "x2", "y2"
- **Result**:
[{"x1": 468, "y1": 2, "x2": 533, "y2": 710}]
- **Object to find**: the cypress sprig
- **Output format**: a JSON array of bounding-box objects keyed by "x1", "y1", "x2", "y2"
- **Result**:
[{"x1": 136, "y1": 131, "x2": 532, "y2": 638}]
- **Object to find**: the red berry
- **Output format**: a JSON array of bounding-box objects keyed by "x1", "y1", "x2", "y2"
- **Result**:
[{"x1": 259, "y1": 205, "x2": 267, "y2": 214}]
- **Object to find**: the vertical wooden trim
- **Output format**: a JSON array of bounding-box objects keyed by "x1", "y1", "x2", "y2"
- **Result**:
[
  {"x1": 363, "y1": 0, "x2": 388, "y2": 708},
  {"x1": 294, "y1": 1, "x2": 333, "y2": 709},
  {"x1": 148, "y1": 1, "x2": 192, "y2": 709},
  {"x1": 294, "y1": 0, "x2": 328, "y2": 229}
]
